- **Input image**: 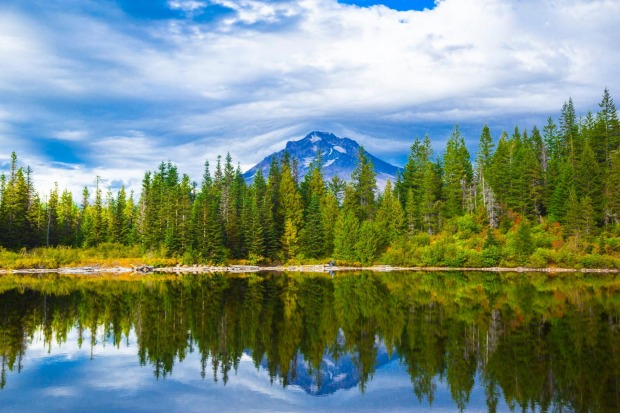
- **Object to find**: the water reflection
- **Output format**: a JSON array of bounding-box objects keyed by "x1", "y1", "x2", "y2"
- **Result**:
[{"x1": 1, "y1": 271, "x2": 619, "y2": 412}]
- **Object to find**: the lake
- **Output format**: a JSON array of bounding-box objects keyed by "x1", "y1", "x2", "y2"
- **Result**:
[{"x1": 0, "y1": 271, "x2": 619, "y2": 412}]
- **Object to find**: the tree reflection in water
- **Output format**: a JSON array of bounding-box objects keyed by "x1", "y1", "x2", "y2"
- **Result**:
[{"x1": 1, "y1": 271, "x2": 619, "y2": 412}]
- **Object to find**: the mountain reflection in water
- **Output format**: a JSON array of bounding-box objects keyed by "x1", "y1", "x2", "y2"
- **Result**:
[{"x1": 0, "y1": 271, "x2": 619, "y2": 412}]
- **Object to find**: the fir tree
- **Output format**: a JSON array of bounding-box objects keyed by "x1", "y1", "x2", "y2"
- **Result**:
[
  {"x1": 375, "y1": 180, "x2": 405, "y2": 250},
  {"x1": 351, "y1": 146, "x2": 377, "y2": 222},
  {"x1": 279, "y1": 159, "x2": 303, "y2": 260},
  {"x1": 334, "y1": 209, "x2": 360, "y2": 263},
  {"x1": 301, "y1": 194, "x2": 325, "y2": 258},
  {"x1": 605, "y1": 150, "x2": 620, "y2": 226},
  {"x1": 443, "y1": 126, "x2": 473, "y2": 219},
  {"x1": 476, "y1": 125, "x2": 498, "y2": 226},
  {"x1": 321, "y1": 189, "x2": 340, "y2": 257}
]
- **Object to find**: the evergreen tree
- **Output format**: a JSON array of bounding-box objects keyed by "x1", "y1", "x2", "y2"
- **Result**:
[
  {"x1": 265, "y1": 156, "x2": 283, "y2": 258},
  {"x1": 192, "y1": 161, "x2": 225, "y2": 263},
  {"x1": 58, "y1": 189, "x2": 79, "y2": 246},
  {"x1": 575, "y1": 140, "x2": 603, "y2": 222},
  {"x1": 375, "y1": 180, "x2": 405, "y2": 251},
  {"x1": 604, "y1": 150, "x2": 620, "y2": 226},
  {"x1": 560, "y1": 98, "x2": 580, "y2": 166},
  {"x1": 279, "y1": 158, "x2": 303, "y2": 260},
  {"x1": 351, "y1": 146, "x2": 377, "y2": 222},
  {"x1": 301, "y1": 194, "x2": 325, "y2": 258},
  {"x1": 594, "y1": 88, "x2": 620, "y2": 165},
  {"x1": 245, "y1": 188, "x2": 264, "y2": 259},
  {"x1": 476, "y1": 125, "x2": 498, "y2": 226},
  {"x1": 334, "y1": 209, "x2": 360, "y2": 263},
  {"x1": 355, "y1": 221, "x2": 379, "y2": 265},
  {"x1": 420, "y1": 157, "x2": 442, "y2": 234},
  {"x1": 321, "y1": 189, "x2": 340, "y2": 257},
  {"x1": 549, "y1": 161, "x2": 573, "y2": 223},
  {"x1": 45, "y1": 183, "x2": 60, "y2": 246},
  {"x1": 564, "y1": 187, "x2": 581, "y2": 236},
  {"x1": 442, "y1": 126, "x2": 473, "y2": 219},
  {"x1": 514, "y1": 221, "x2": 533, "y2": 265}
]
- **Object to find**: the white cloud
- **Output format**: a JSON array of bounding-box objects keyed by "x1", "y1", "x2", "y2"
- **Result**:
[
  {"x1": 169, "y1": 0, "x2": 208, "y2": 13},
  {"x1": 53, "y1": 129, "x2": 89, "y2": 141}
]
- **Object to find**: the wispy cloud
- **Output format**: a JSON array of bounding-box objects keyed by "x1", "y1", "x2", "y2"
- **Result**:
[{"x1": 0, "y1": 0, "x2": 618, "y2": 196}]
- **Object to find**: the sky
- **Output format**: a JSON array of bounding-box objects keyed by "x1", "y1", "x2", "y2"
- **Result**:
[{"x1": 0, "y1": 0, "x2": 619, "y2": 197}]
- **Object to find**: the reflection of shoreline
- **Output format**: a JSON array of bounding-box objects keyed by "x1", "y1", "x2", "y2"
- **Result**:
[{"x1": 1, "y1": 265, "x2": 619, "y2": 275}]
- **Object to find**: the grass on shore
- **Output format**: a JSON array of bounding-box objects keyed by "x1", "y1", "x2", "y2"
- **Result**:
[{"x1": 0, "y1": 243, "x2": 178, "y2": 269}]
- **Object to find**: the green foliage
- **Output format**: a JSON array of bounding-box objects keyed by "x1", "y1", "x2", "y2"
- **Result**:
[
  {"x1": 442, "y1": 126, "x2": 473, "y2": 219},
  {"x1": 355, "y1": 221, "x2": 379, "y2": 265},
  {"x1": 334, "y1": 209, "x2": 360, "y2": 263}
]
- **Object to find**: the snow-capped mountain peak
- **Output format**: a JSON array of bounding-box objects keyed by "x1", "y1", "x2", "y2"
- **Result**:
[{"x1": 243, "y1": 131, "x2": 401, "y2": 189}]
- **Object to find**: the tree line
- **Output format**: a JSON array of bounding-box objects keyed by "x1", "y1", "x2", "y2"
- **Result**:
[{"x1": 0, "y1": 88, "x2": 619, "y2": 265}]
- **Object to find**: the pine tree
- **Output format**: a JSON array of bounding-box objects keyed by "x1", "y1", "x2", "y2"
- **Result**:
[
  {"x1": 576, "y1": 140, "x2": 603, "y2": 222},
  {"x1": 560, "y1": 98, "x2": 580, "y2": 166},
  {"x1": 265, "y1": 155, "x2": 283, "y2": 258},
  {"x1": 544, "y1": 118, "x2": 561, "y2": 204},
  {"x1": 192, "y1": 161, "x2": 225, "y2": 263},
  {"x1": 514, "y1": 221, "x2": 533, "y2": 265},
  {"x1": 580, "y1": 196, "x2": 596, "y2": 236},
  {"x1": 351, "y1": 146, "x2": 377, "y2": 222},
  {"x1": 301, "y1": 194, "x2": 325, "y2": 258},
  {"x1": 125, "y1": 190, "x2": 138, "y2": 245},
  {"x1": 58, "y1": 189, "x2": 79, "y2": 246},
  {"x1": 79, "y1": 186, "x2": 90, "y2": 247},
  {"x1": 405, "y1": 188, "x2": 417, "y2": 235},
  {"x1": 420, "y1": 160, "x2": 442, "y2": 234},
  {"x1": 245, "y1": 188, "x2": 264, "y2": 259},
  {"x1": 44, "y1": 184, "x2": 59, "y2": 246},
  {"x1": 107, "y1": 186, "x2": 125, "y2": 244},
  {"x1": 83, "y1": 177, "x2": 105, "y2": 247},
  {"x1": 375, "y1": 180, "x2": 405, "y2": 250},
  {"x1": 476, "y1": 125, "x2": 498, "y2": 226},
  {"x1": 442, "y1": 126, "x2": 473, "y2": 219},
  {"x1": 321, "y1": 189, "x2": 340, "y2": 257},
  {"x1": 279, "y1": 158, "x2": 303, "y2": 260},
  {"x1": 605, "y1": 150, "x2": 620, "y2": 226},
  {"x1": 328, "y1": 176, "x2": 345, "y2": 205},
  {"x1": 355, "y1": 221, "x2": 379, "y2": 265},
  {"x1": 549, "y1": 161, "x2": 573, "y2": 223},
  {"x1": 399, "y1": 137, "x2": 427, "y2": 206},
  {"x1": 564, "y1": 187, "x2": 581, "y2": 236},
  {"x1": 334, "y1": 209, "x2": 359, "y2": 263},
  {"x1": 594, "y1": 88, "x2": 620, "y2": 165},
  {"x1": 528, "y1": 126, "x2": 546, "y2": 217}
]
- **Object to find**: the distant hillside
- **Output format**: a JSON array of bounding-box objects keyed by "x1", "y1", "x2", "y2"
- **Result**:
[{"x1": 242, "y1": 131, "x2": 402, "y2": 189}]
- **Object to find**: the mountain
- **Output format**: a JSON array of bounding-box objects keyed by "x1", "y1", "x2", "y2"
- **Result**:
[
  {"x1": 255, "y1": 337, "x2": 398, "y2": 396},
  {"x1": 242, "y1": 131, "x2": 402, "y2": 189}
]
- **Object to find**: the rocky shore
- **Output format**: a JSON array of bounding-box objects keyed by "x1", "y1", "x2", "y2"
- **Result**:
[{"x1": 0, "y1": 264, "x2": 618, "y2": 275}]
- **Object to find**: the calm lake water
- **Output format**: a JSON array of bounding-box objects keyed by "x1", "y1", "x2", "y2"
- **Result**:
[{"x1": 0, "y1": 271, "x2": 619, "y2": 412}]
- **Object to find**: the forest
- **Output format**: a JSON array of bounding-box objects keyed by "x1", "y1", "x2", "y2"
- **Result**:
[{"x1": 0, "y1": 89, "x2": 619, "y2": 269}]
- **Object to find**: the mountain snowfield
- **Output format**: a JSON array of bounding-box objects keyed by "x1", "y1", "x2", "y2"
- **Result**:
[{"x1": 243, "y1": 131, "x2": 402, "y2": 190}]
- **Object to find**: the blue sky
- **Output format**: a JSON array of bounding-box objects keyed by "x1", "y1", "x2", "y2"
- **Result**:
[{"x1": 0, "y1": 0, "x2": 619, "y2": 196}]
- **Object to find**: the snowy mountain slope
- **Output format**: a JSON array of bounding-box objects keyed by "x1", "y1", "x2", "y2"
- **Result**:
[{"x1": 243, "y1": 131, "x2": 402, "y2": 189}]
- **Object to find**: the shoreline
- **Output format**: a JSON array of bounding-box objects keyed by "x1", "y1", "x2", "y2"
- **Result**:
[{"x1": 0, "y1": 264, "x2": 619, "y2": 275}]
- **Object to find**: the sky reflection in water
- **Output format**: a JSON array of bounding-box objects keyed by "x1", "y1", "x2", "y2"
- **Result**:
[{"x1": 0, "y1": 329, "x2": 497, "y2": 412}]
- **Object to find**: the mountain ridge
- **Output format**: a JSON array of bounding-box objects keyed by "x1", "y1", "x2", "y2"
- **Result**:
[{"x1": 243, "y1": 131, "x2": 402, "y2": 189}]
